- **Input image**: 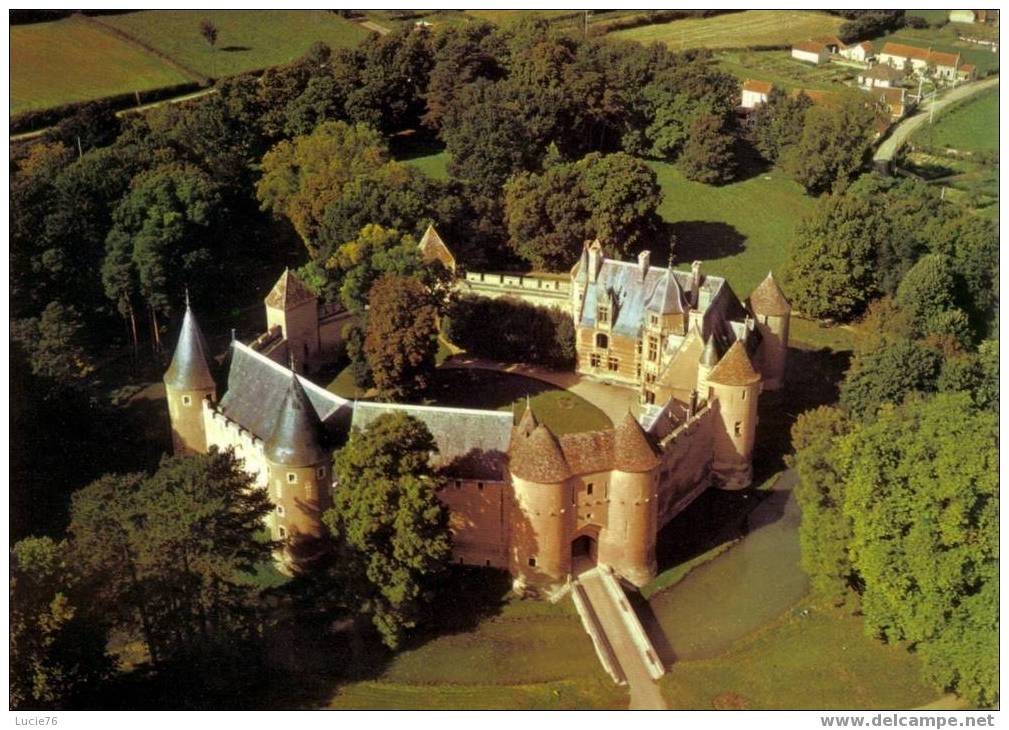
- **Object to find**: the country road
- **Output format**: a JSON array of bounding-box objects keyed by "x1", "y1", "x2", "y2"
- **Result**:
[{"x1": 874, "y1": 75, "x2": 1000, "y2": 164}]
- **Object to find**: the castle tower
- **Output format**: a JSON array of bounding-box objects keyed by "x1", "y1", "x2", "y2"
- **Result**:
[
  {"x1": 696, "y1": 335, "x2": 720, "y2": 402},
  {"x1": 264, "y1": 371, "x2": 331, "y2": 571},
  {"x1": 598, "y1": 412, "x2": 661, "y2": 586},
  {"x1": 265, "y1": 268, "x2": 320, "y2": 373},
  {"x1": 707, "y1": 340, "x2": 762, "y2": 490},
  {"x1": 508, "y1": 419, "x2": 571, "y2": 589},
  {"x1": 164, "y1": 297, "x2": 216, "y2": 455},
  {"x1": 645, "y1": 261, "x2": 688, "y2": 335},
  {"x1": 747, "y1": 271, "x2": 791, "y2": 391}
]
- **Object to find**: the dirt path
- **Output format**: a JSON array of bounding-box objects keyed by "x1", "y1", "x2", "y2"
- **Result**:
[
  {"x1": 358, "y1": 19, "x2": 391, "y2": 35},
  {"x1": 874, "y1": 76, "x2": 1000, "y2": 165}
]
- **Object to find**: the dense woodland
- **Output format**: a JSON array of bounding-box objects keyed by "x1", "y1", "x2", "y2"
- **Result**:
[{"x1": 9, "y1": 14, "x2": 998, "y2": 709}]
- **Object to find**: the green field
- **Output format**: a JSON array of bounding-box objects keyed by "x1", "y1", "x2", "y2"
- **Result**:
[
  {"x1": 912, "y1": 85, "x2": 999, "y2": 153},
  {"x1": 329, "y1": 578, "x2": 626, "y2": 709},
  {"x1": 102, "y1": 10, "x2": 371, "y2": 79},
  {"x1": 907, "y1": 9, "x2": 952, "y2": 25},
  {"x1": 610, "y1": 10, "x2": 843, "y2": 51},
  {"x1": 661, "y1": 601, "x2": 936, "y2": 709},
  {"x1": 10, "y1": 15, "x2": 192, "y2": 114},
  {"x1": 650, "y1": 161, "x2": 816, "y2": 298}
]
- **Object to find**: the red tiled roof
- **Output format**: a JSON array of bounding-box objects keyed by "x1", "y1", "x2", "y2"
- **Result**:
[
  {"x1": 880, "y1": 42, "x2": 960, "y2": 68},
  {"x1": 612, "y1": 412, "x2": 660, "y2": 473},
  {"x1": 707, "y1": 341, "x2": 761, "y2": 387},
  {"x1": 747, "y1": 272, "x2": 791, "y2": 317},
  {"x1": 793, "y1": 40, "x2": 826, "y2": 54},
  {"x1": 742, "y1": 79, "x2": 774, "y2": 95},
  {"x1": 510, "y1": 424, "x2": 570, "y2": 483},
  {"x1": 265, "y1": 269, "x2": 316, "y2": 309}
]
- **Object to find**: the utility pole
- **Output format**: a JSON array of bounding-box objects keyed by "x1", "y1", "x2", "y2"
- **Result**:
[{"x1": 76, "y1": 135, "x2": 83, "y2": 159}]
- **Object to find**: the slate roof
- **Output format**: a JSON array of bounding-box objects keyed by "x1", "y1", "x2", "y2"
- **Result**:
[
  {"x1": 264, "y1": 374, "x2": 329, "y2": 467},
  {"x1": 707, "y1": 340, "x2": 761, "y2": 387},
  {"x1": 351, "y1": 401, "x2": 513, "y2": 481},
  {"x1": 576, "y1": 258, "x2": 732, "y2": 339},
  {"x1": 747, "y1": 272, "x2": 791, "y2": 317},
  {"x1": 265, "y1": 268, "x2": 316, "y2": 310},
  {"x1": 646, "y1": 267, "x2": 688, "y2": 314},
  {"x1": 217, "y1": 343, "x2": 351, "y2": 443},
  {"x1": 164, "y1": 303, "x2": 216, "y2": 392}
]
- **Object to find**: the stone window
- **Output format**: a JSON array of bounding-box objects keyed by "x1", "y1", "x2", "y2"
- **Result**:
[
  {"x1": 650, "y1": 314, "x2": 659, "y2": 327},
  {"x1": 645, "y1": 390, "x2": 656, "y2": 405},
  {"x1": 181, "y1": 395, "x2": 192, "y2": 407},
  {"x1": 597, "y1": 305, "x2": 610, "y2": 325},
  {"x1": 590, "y1": 353, "x2": 602, "y2": 368},
  {"x1": 528, "y1": 557, "x2": 537, "y2": 568},
  {"x1": 276, "y1": 504, "x2": 285, "y2": 516},
  {"x1": 607, "y1": 356, "x2": 619, "y2": 372},
  {"x1": 287, "y1": 472, "x2": 297, "y2": 484},
  {"x1": 741, "y1": 390, "x2": 746, "y2": 400},
  {"x1": 587, "y1": 482, "x2": 594, "y2": 496},
  {"x1": 278, "y1": 525, "x2": 287, "y2": 540},
  {"x1": 645, "y1": 372, "x2": 656, "y2": 384},
  {"x1": 595, "y1": 332, "x2": 609, "y2": 349},
  {"x1": 648, "y1": 336, "x2": 659, "y2": 362},
  {"x1": 316, "y1": 466, "x2": 326, "y2": 478},
  {"x1": 477, "y1": 482, "x2": 484, "y2": 491}
]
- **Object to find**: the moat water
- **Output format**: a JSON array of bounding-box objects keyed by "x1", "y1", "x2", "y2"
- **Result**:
[{"x1": 641, "y1": 470, "x2": 808, "y2": 663}]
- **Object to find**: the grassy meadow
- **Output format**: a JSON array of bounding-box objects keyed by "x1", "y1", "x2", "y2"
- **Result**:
[
  {"x1": 10, "y1": 15, "x2": 191, "y2": 114},
  {"x1": 912, "y1": 85, "x2": 1000, "y2": 153},
  {"x1": 102, "y1": 10, "x2": 371, "y2": 79},
  {"x1": 716, "y1": 49, "x2": 858, "y2": 93},
  {"x1": 609, "y1": 10, "x2": 843, "y2": 51}
]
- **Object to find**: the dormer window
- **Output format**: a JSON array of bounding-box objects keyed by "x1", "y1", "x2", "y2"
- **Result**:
[
  {"x1": 597, "y1": 305, "x2": 610, "y2": 325},
  {"x1": 595, "y1": 333, "x2": 609, "y2": 349},
  {"x1": 650, "y1": 314, "x2": 659, "y2": 327}
]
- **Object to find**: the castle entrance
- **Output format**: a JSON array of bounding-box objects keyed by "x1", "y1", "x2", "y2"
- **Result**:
[{"x1": 571, "y1": 534, "x2": 597, "y2": 575}]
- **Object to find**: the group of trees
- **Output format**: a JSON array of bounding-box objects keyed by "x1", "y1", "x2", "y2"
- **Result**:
[{"x1": 13, "y1": 413, "x2": 455, "y2": 708}]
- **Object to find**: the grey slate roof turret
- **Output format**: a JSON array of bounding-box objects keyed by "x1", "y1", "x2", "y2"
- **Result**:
[
  {"x1": 164, "y1": 301, "x2": 216, "y2": 392},
  {"x1": 264, "y1": 371, "x2": 329, "y2": 467},
  {"x1": 646, "y1": 267, "x2": 688, "y2": 314}
]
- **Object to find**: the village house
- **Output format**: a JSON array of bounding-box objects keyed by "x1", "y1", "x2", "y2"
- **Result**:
[
  {"x1": 949, "y1": 9, "x2": 998, "y2": 24},
  {"x1": 740, "y1": 79, "x2": 774, "y2": 109},
  {"x1": 791, "y1": 40, "x2": 829, "y2": 64},
  {"x1": 858, "y1": 63, "x2": 907, "y2": 89},
  {"x1": 164, "y1": 233, "x2": 791, "y2": 592},
  {"x1": 878, "y1": 42, "x2": 963, "y2": 81},
  {"x1": 839, "y1": 40, "x2": 875, "y2": 63}
]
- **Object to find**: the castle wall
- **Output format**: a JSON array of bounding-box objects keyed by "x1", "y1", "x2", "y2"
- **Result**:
[
  {"x1": 202, "y1": 402, "x2": 270, "y2": 488},
  {"x1": 598, "y1": 469, "x2": 657, "y2": 586},
  {"x1": 655, "y1": 405, "x2": 716, "y2": 528},
  {"x1": 458, "y1": 272, "x2": 571, "y2": 311},
  {"x1": 755, "y1": 313, "x2": 788, "y2": 391},
  {"x1": 509, "y1": 474, "x2": 571, "y2": 587},
  {"x1": 575, "y1": 327, "x2": 640, "y2": 385},
  {"x1": 440, "y1": 478, "x2": 509, "y2": 569},
  {"x1": 318, "y1": 308, "x2": 356, "y2": 361}
]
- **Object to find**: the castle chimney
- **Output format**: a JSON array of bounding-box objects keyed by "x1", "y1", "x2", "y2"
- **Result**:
[
  {"x1": 588, "y1": 239, "x2": 603, "y2": 283},
  {"x1": 638, "y1": 250, "x2": 650, "y2": 281},
  {"x1": 688, "y1": 389, "x2": 698, "y2": 417},
  {"x1": 691, "y1": 261, "x2": 703, "y2": 308}
]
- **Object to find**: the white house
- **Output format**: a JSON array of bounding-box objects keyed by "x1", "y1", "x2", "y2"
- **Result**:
[
  {"x1": 740, "y1": 79, "x2": 774, "y2": 109},
  {"x1": 878, "y1": 42, "x2": 962, "y2": 81},
  {"x1": 839, "y1": 41, "x2": 875, "y2": 63},
  {"x1": 791, "y1": 40, "x2": 828, "y2": 64},
  {"x1": 857, "y1": 64, "x2": 906, "y2": 89}
]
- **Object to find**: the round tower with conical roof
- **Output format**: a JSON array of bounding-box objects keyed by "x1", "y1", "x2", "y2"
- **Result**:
[
  {"x1": 707, "y1": 340, "x2": 761, "y2": 490},
  {"x1": 507, "y1": 414, "x2": 571, "y2": 588},
  {"x1": 747, "y1": 271, "x2": 791, "y2": 391},
  {"x1": 264, "y1": 371, "x2": 331, "y2": 571},
  {"x1": 598, "y1": 412, "x2": 661, "y2": 585},
  {"x1": 164, "y1": 298, "x2": 216, "y2": 455}
]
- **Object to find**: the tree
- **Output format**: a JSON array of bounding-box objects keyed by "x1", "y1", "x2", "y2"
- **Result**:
[
  {"x1": 422, "y1": 21, "x2": 505, "y2": 132},
  {"x1": 839, "y1": 339, "x2": 941, "y2": 420},
  {"x1": 11, "y1": 301, "x2": 94, "y2": 383},
  {"x1": 783, "y1": 94, "x2": 875, "y2": 194},
  {"x1": 937, "y1": 339, "x2": 998, "y2": 412},
  {"x1": 787, "y1": 406, "x2": 854, "y2": 603},
  {"x1": 894, "y1": 254, "x2": 957, "y2": 337},
  {"x1": 839, "y1": 393, "x2": 997, "y2": 706},
  {"x1": 679, "y1": 113, "x2": 737, "y2": 184},
  {"x1": 68, "y1": 450, "x2": 274, "y2": 665},
  {"x1": 785, "y1": 192, "x2": 884, "y2": 320},
  {"x1": 324, "y1": 412, "x2": 451, "y2": 649},
  {"x1": 11, "y1": 537, "x2": 112, "y2": 709},
  {"x1": 256, "y1": 121, "x2": 389, "y2": 250},
  {"x1": 752, "y1": 89, "x2": 812, "y2": 162},
  {"x1": 363, "y1": 274, "x2": 440, "y2": 400},
  {"x1": 199, "y1": 19, "x2": 218, "y2": 50}
]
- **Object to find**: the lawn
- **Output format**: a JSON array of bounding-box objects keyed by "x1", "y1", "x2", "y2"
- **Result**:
[
  {"x1": 102, "y1": 10, "x2": 371, "y2": 79},
  {"x1": 650, "y1": 160, "x2": 817, "y2": 299},
  {"x1": 609, "y1": 10, "x2": 843, "y2": 51},
  {"x1": 463, "y1": 9, "x2": 577, "y2": 25},
  {"x1": 912, "y1": 85, "x2": 999, "y2": 154},
  {"x1": 327, "y1": 366, "x2": 612, "y2": 435},
  {"x1": 329, "y1": 569, "x2": 627, "y2": 709},
  {"x1": 10, "y1": 15, "x2": 192, "y2": 114},
  {"x1": 660, "y1": 601, "x2": 937, "y2": 710}
]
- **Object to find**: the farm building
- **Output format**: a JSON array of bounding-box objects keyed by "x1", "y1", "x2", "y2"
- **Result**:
[
  {"x1": 858, "y1": 64, "x2": 906, "y2": 89},
  {"x1": 878, "y1": 42, "x2": 963, "y2": 80},
  {"x1": 741, "y1": 79, "x2": 774, "y2": 109},
  {"x1": 949, "y1": 9, "x2": 998, "y2": 23},
  {"x1": 958, "y1": 63, "x2": 978, "y2": 81},
  {"x1": 839, "y1": 40, "x2": 875, "y2": 63},
  {"x1": 867, "y1": 86, "x2": 911, "y2": 121},
  {"x1": 791, "y1": 40, "x2": 828, "y2": 64}
]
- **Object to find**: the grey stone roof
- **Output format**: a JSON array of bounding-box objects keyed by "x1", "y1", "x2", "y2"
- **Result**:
[
  {"x1": 351, "y1": 401, "x2": 513, "y2": 481},
  {"x1": 164, "y1": 303, "x2": 215, "y2": 392},
  {"x1": 646, "y1": 267, "x2": 688, "y2": 314},
  {"x1": 264, "y1": 373, "x2": 330, "y2": 467},
  {"x1": 218, "y1": 343, "x2": 351, "y2": 444}
]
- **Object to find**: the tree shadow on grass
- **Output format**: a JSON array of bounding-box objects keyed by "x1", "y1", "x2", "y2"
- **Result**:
[
  {"x1": 220, "y1": 45, "x2": 252, "y2": 52},
  {"x1": 669, "y1": 220, "x2": 747, "y2": 264}
]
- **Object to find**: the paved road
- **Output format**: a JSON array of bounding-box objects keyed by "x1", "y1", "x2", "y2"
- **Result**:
[
  {"x1": 874, "y1": 76, "x2": 1000, "y2": 164},
  {"x1": 440, "y1": 354, "x2": 639, "y2": 424},
  {"x1": 579, "y1": 570, "x2": 667, "y2": 710}
]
